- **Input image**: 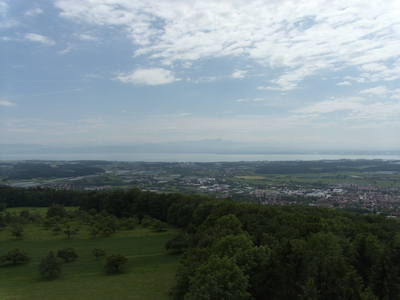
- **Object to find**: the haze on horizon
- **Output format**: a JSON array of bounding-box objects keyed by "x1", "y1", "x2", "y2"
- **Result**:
[{"x1": 1, "y1": 0, "x2": 399, "y2": 151}]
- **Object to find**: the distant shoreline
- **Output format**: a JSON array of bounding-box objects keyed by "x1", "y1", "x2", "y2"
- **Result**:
[{"x1": 1, "y1": 153, "x2": 400, "y2": 163}]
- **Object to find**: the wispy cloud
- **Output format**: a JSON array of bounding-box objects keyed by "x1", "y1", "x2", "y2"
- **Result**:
[
  {"x1": 292, "y1": 96, "x2": 400, "y2": 121},
  {"x1": 24, "y1": 8, "x2": 43, "y2": 17},
  {"x1": 115, "y1": 68, "x2": 179, "y2": 85},
  {"x1": 0, "y1": 100, "x2": 17, "y2": 107},
  {"x1": 359, "y1": 86, "x2": 388, "y2": 95},
  {"x1": 231, "y1": 69, "x2": 247, "y2": 79},
  {"x1": 336, "y1": 81, "x2": 352, "y2": 86},
  {"x1": 25, "y1": 33, "x2": 55, "y2": 45},
  {"x1": 77, "y1": 34, "x2": 100, "y2": 42},
  {"x1": 58, "y1": 46, "x2": 73, "y2": 54}
]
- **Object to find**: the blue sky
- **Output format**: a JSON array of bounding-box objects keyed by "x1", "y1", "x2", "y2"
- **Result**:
[{"x1": 1, "y1": 0, "x2": 399, "y2": 150}]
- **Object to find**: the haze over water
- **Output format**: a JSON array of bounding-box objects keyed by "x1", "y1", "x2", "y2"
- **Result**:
[{"x1": 1, "y1": 153, "x2": 400, "y2": 163}]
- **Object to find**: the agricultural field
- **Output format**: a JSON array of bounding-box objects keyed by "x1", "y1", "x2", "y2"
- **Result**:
[
  {"x1": 234, "y1": 171, "x2": 400, "y2": 188},
  {"x1": 0, "y1": 208, "x2": 181, "y2": 300}
]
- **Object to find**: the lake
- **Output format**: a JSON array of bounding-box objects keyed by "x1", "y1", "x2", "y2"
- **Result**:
[{"x1": 1, "y1": 153, "x2": 400, "y2": 162}]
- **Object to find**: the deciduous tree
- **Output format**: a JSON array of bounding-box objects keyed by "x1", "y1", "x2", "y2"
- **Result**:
[
  {"x1": 184, "y1": 255, "x2": 250, "y2": 300},
  {"x1": 104, "y1": 254, "x2": 127, "y2": 272},
  {"x1": 165, "y1": 233, "x2": 189, "y2": 253},
  {"x1": 92, "y1": 248, "x2": 107, "y2": 260},
  {"x1": 1, "y1": 248, "x2": 31, "y2": 265},
  {"x1": 39, "y1": 251, "x2": 62, "y2": 278},
  {"x1": 57, "y1": 247, "x2": 78, "y2": 262},
  {"x1": 11, "y1": 224, "x2": 23, "y2": 239}
]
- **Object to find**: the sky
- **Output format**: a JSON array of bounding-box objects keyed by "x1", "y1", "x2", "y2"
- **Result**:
[{"x1": 1, "y1": 0, "x2": 400, "y2": 151}]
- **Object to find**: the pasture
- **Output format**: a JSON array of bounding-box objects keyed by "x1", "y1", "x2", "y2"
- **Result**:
[{"x1": 0, "y1": 211, "x2": 180, "y2": 300}]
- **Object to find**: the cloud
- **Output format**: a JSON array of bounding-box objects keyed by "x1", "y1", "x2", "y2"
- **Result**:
[
  {"x1": 0, "y1": 1, "x2": 19, "y2": 28},
  {"x1": 195, "y1": 76, "x2": 218, "y2": 83},
  {"x1": 115, "y1": 68, "x2": 178, "y2": 85},
  {"x1": 391, "y1": 89, "x2": 400, "y2": 99},
  {"x1": 359, "y1": 86, "x2": 388, "y2": 95},
  {"x1": 292, "y1": 96, "x2": 400, "y2": 121},
  {"x1": 77, "y1": 34, "x2": 100, "y2": 42},
  {"x1": 0, "y1": 100, "x2": 17, "y2": 107},
  {"x1": 25, "y1": 33, "x2": 55, "y2": 45},
  {"x1": 24, "y1": 8, "x2": 43, "y2": 17},
  {"x1": 54, "y1": 0, "x2": 400, "y2": 90},
  {"x1": 292, "y1": 97, "x2": 365, "y2": 114},
  {"x1": 336, "y1": 81, "x2": 352, "y2": 86},
  {"x1": 58, "y1": 46, "x2": 73, "y2": 54},
  {"x1": 231, "y1": 69, "x2": 247, "y2": 79}
]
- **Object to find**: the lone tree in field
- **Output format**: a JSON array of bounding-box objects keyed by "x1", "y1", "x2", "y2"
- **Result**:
[
  {"x1": 92, "y1": 248, "x2": 107, "y2": 260},
  {"x1": 39, "y1": 251, "x2": 62, "y2": 278},
  {"x1": 1, "y1": 248, "x2": 31, "y2": 265},
  {"x1": 57, "y1": 247, "x2": 78, "y2": 262},
  {"x1": 63, "y1": 224, "x2": 79, "y2": 239},
  {"x1": 11, "y1": 224, "x2": 24, "y2": 239},
  {"x1": 104, "y1": 254, "x2": 127, "y2": 272}
]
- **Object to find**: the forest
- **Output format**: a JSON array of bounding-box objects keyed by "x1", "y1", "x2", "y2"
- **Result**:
[
  {"x1": 1, "y1": 162, "x2": 107, "y2": 181},
  {"x1": 1, "y1": 186, "x2": 400, "y2": 299}
]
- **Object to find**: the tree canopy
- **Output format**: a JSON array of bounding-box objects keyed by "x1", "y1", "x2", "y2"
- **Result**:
[{"x1": 38, "y1": 251, "x2": 62, "y2": 278}]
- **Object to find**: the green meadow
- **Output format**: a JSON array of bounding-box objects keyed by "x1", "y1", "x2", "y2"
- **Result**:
[
  {"x1": 0, "y1": 209, "x2": 181, "y2": 300},
  {"x1": 235, "y1": 171, "x2": 400, "y2": 188}
]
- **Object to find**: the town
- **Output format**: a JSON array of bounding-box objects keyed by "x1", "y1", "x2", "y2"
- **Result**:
[{"x1": 1, "y1": 159, "x2": 400, "y2": 216}]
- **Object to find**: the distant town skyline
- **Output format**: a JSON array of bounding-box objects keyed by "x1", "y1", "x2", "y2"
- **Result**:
[{"x1": 1, "y1": 0, "x2": 399, "y2": 150}]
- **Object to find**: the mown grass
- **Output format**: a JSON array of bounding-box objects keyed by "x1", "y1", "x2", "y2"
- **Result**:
[{"x1": 0, "y1": 216, "x2": 181, "y2": 300}]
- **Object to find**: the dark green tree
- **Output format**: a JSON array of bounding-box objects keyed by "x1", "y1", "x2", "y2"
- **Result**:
[
  {"x1": 92, "y1": 248, "x2": 107, "y2": 260},
  {"x1": 11, "y1": 224, "x2": 24, "y2": 239},
  {"x1": 152, "y1": 219, "x2": 168, "y2": 232},
  {"x1": 89, "y1": 225, "x2": 101, "y2": 238},
  {"x1": 104, "y1": 254, "x2": 127, "y2": 272},
  {"x1": 165, "y1": 233, "x2": 189, "y2": 253},
  {"x1": 184, "y1": 255, "x2": 250, "y2": 300},
  {"x1": 349, "y1": 233, "x2": 383, "y2": 286},
  {"x1": 63, "y1": 224, "x2": 79, "y2": 238},
  {"x1": 299, "y1": 278, "x2": 320, "y2": 300},
  {"x1": 140, "y1": 215, "x2": 155, "y2": 228},
  {"x1": 38, "y1": 251, "x2": 62, "y2": 278},
  {"x1": 52, "y1": 225, "x2": 62, "y2": 235},
  {"x1": 369, "y1": 247, "x2": 400, "y2": 300},
  {"x1": 57, "y1": 247, "x2": 78, "y2": 262},
  {"x1": 46, "y1": 203, "x2": 67, "y2": 219},
  {"x1": 1, "y1": 248, "x2": 31, "y2": 265}
]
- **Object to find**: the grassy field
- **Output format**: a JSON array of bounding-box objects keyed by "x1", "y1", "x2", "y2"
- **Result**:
[
  {"x1": 235, "y1": 171, "x2": 400, "y2": 188},
  {"x1": 0, "y1": 214, "x2": 181, "y2": 300},
  {"x1": 5, "y1": 207, "x2": 78, "y2": 214}
]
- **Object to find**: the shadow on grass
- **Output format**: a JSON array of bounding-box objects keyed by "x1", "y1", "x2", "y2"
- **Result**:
[
  {"x1": 34, "y1": 275, "x2": 65, "y2": 282},
  {"x1": 165, "y1": 251, "x2": 185, "y2": 256},
  {"x1": 103, "y1": 269, "x2": 129, "y2": 276},
  {"x1": 0, "y1": 262, "x2": 31, "y2": 268}
]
